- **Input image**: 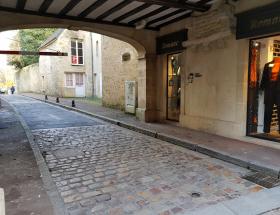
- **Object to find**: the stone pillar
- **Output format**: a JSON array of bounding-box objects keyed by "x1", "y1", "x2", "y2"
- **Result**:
[{"x1": 136, "y1": 54, "x2": 158, "y2": 122}]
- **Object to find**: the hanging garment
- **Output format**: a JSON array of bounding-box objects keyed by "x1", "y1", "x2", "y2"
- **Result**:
[
  {"x1": 260, "y1": 58, "x2": 280, "y2": 133},
  {"x1": 250, "y1": 48, "x2": 258, "y2": 87}
]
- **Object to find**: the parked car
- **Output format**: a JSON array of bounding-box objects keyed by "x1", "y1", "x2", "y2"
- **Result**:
[{"x1": 0, "y1": 87, "x2": 7, "y2": 94}]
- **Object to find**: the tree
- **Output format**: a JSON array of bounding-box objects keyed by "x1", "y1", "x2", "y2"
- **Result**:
[{"x1": 8, "y1": 28, "x2": 56, "y2": 69}]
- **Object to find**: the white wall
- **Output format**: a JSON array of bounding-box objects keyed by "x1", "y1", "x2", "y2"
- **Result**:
[{"x1": 91, "y1": 33, "x2": 102, "y2": 98}]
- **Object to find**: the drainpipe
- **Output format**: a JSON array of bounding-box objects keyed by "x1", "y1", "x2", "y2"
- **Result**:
[{"x1": 90, "y1": 32, "x2": 95, "y2": 97}]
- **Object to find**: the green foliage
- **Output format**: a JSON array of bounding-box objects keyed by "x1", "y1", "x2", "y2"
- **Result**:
[{"x1": 8, "y1": 28, "x2": 56, "y2": 69}]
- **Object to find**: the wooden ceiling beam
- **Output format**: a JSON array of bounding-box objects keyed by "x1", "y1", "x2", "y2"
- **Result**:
[
  {"x1": 78, "y1": 0, "x2": 108, "y2": 18},
  {"x1": 128, "y1": 6, "x2": 169, "y2": 25},
  {"x1": 0, "y1": 6, "x2": 159, "y2": 31},
  {"x1": 156, "y1": 11, "x2": 191, "y2": 28},
  {"x1": 59, "y1": 0, "x2": 82, "y2": 16},
  {"x1": 16, "y1": 0, "x2": 27, "y2": 10},
  {"x1": 146, "y1": 8, "x2": 185, "y2": 26},
  {"x1": 134, "y1": 0, "x2": 210, "y2": 12},
  {"x1": 96, "y1": 0, "x2": 133, "y2": 20},
  {"x1": 112, "y1": 3, "x2": 151, "y2": 23},
  {"x1": 39, "y1": 0, "x2": 54, "y2": 13}
]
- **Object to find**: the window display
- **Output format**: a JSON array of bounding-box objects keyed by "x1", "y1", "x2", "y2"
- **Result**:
[
  {"x1": 167, "y1": 53, "x2": 181, "y2": 121},
  {"x1": 248, "y1": 36, "x2": 280, "y2": 141}
]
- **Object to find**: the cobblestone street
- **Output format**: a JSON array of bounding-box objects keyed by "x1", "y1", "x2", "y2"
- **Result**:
[
  {"x1": 34, "y1": 125, "x2": 264, "y2": 215},
  {"x1": 2, "y1": 95, "x2": 268, "y2": 214}
]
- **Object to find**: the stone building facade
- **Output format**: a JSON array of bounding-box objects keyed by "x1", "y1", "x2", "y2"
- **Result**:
[
  {"x1": 155, "y1": 0, "x2": 280, "y2": 143},
  {"x1": 17, "y1": 29, "x2": 138, "y2": 111},
  {"x1": 39, "y1": 29, "x2": 96, "y2": 98}
]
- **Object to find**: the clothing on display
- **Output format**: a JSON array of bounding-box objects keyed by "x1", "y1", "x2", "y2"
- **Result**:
[{"x1": 260, "y1": 57, "x2": 280, "y2": 133}]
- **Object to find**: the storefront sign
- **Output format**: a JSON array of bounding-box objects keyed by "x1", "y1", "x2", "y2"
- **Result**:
[
  {"x1": 156, "y1": 29, "x2": 188, "y2": 55},
  {"x1": 236, "y1": 2, "x2": 280, "y2": 39}
]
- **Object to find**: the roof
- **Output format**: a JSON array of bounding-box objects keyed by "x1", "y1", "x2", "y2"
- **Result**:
[
  {"x1": 39, "y1": 28, "x2": 64, "y2": 49},
  {"x1": 0, "y1": 0, "x2": 217, "y2": 30}
]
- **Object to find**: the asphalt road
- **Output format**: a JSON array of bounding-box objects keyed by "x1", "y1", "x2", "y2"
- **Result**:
[{"x1": 3, "y1": 95, "x2": 102, "y2": 130}]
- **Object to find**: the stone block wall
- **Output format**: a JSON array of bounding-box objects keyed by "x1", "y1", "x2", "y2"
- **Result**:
[
  {"x1": 102, "y1": 36, "x2": 138, "y2": 110},
  {"x1": 156, "y1": 1, "x2": 252, "y2": 138}
]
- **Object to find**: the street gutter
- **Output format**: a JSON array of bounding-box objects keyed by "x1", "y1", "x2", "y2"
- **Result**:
[{"x1": 1, "y1": 96, "x2": 68, "y2": 215}]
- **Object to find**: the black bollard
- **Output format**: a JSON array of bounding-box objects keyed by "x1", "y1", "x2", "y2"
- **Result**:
[
  {"x1": 45, "y1": 95, "x2": 48, "y2": 100},
  {"x1": 56, "y1": 97, "x2": 60, "y2": 103},
  {"x1": 72, "y1": 100, "x2": 75, "y2": 107}
]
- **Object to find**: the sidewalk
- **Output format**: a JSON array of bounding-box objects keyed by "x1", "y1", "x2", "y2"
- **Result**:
[
  {"x1": 23, "y1": 93, "x2": 280, "y2": 178},
  {"x1": 0, "y1": 98, "x2": 54, "y2": 215}
]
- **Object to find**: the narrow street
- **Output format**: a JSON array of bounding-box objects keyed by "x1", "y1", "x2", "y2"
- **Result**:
[{"x1": 1, "y1": 95, "x2": 267, "y2": 215}]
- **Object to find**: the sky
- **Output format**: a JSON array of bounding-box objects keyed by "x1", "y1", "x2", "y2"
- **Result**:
[{"x1": 0, "y1": 30, "x2": 18, "y2": 69}]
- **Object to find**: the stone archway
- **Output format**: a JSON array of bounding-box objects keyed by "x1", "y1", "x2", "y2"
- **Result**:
[{"x1": 0, "y1": 10, "x2": 159, "y2": 122}]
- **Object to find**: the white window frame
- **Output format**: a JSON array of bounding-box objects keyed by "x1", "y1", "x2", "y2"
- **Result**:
[
  {"x1": 65, "y1": 73, "x2": 85, "y2": 88},
  {"x1": 65, "y1": 73, "x2": 74, "y2": 88},
  {"x1": 71, "y1": 39, "x2": 84, "y2": 66}
]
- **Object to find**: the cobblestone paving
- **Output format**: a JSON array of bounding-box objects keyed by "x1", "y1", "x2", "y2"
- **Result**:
[
  {"x1": 263, "y1": 208, "x2": 280, "y2": 215},
  {"x1": 33, "y1": 125, "x2": 264, "y2": 215}
]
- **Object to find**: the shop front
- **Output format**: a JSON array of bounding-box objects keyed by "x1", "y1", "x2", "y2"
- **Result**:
[
  {"x1": 156, "y1": 30, "x2": 187, "y2": 122},
  {"x1": 237, "y1": 1, "x2": 280, "y2": 142}
]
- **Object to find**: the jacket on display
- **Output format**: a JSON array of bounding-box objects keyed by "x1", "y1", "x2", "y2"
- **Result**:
[{"x1": 260, "y1": 61, "x2": 280, "y2": 105}]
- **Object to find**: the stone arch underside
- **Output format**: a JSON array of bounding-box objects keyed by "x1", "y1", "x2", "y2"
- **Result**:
[{"x1": 0, "y1": 10, "x2": 159, "y2": 122}]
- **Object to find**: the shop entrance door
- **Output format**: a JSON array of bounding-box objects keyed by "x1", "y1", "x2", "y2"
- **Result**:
[{"x1": 167, "y1": 53, "x2": 181, "y2": 121}]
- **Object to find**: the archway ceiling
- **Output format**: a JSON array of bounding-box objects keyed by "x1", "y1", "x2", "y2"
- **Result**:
[{"x1": 0, "y1": 0, "x2": 216, "y2": 30}]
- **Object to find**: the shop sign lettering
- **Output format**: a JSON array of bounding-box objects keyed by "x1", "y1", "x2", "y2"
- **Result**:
[
  {"x1": 156, "y1": 30, "x2": 188, "y2": 55},
  {"x1": 236, "y1": 2, "x2": 280, "y2": 39}
]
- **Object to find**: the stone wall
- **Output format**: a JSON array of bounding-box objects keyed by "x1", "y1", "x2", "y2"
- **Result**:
[
  {"x1": 39, "y1": 30, "x2": 93, "y2": 97},
  {"x1": 15, "y1": 63, "x2": 41, "y2": 93},
  {"x1": 156, "y1": 0, "x2": 266, "y2": 139},
  {"x1": 102, "y1": 36, "x2": 138, "y2": 110}
]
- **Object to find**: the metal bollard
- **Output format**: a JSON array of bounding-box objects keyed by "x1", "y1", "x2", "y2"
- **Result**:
[
  {"x1": 72, "y1": 100, "x2": 75, "y2": 107},
  {"x1": 0, "y1": 98, "x2": 1, "y2": 108},
  {"x1": 56, "y1": 97, "x2": 60, "y2": 103},
  {"x1": 45, "y1": 95, "x2": 48, "y2": 100}
]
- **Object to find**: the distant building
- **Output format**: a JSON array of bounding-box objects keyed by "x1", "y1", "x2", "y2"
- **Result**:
[
  {"x1": 39, "y1": 29, "x2": 102, "y2": 98},
  {"x1": 16, "y1": 29, "x2": 138, "y2": 110}
]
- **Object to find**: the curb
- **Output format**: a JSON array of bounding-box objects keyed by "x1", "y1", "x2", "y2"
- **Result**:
[
  {"x1": 1, "y1": 97, "x2": 68, "y2": 215},
  {"x1": 22, "y1": 95, "x2": 280, "y2": 178},
  {"x1": 0, "y1": 188, "x2": 5, "y2": 215}
]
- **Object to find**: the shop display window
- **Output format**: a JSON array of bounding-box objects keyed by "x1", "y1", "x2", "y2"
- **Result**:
[
  {"x1": 247, "y1": 36, "x2": 280, "y2": 141},
  {"x1": 167, "y1": 53, "x2": 181, "y2": 121}
]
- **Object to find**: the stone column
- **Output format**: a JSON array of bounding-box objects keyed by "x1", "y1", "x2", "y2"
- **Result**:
[{"x1": 136, "y1": 53, "x2": 158, "y2": 122}]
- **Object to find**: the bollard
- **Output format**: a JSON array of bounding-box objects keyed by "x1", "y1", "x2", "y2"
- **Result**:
[
  {"x1": 56, "y1": 97, "x2": 60, "y2": 103},
  {"x1": 0, "y1": 98, "x2": 1, "y2": 108},
  {"x1": 72, "y1": 100, "x2": 75, "y2": 107},
  {"x1": 45, "y1": 95, "x2": 48, "y2": 100}
]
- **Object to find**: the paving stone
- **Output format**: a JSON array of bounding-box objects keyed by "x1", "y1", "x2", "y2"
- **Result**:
[
  {"x1": 82, "y1": 191, "x2": 102, "y2": 199},
  {"x1": 95, "y1": 194, "x2": 111, "y2": 203},
  {"x1": 33, "y1": 125, "x2": 263, "y2": 214},
  {"x1": 82, "y1": 180, "x2": 94, "y2": 186}
]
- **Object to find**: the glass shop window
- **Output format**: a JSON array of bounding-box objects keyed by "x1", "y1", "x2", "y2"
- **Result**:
[{"x1": 247, "y1": 36, "x2": 280, "y2": 142}]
